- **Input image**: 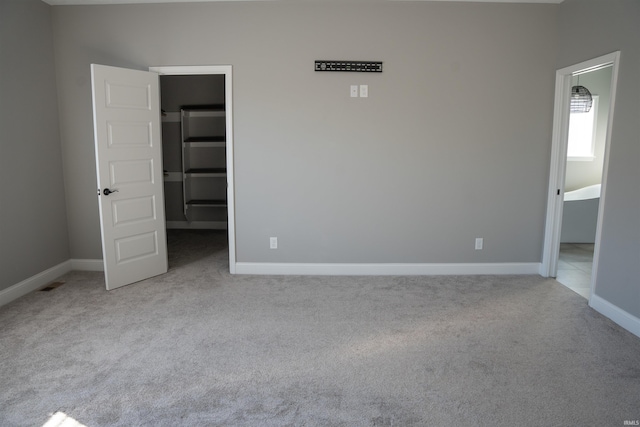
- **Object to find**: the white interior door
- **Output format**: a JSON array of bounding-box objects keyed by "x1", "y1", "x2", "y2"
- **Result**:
[{"x1": 91, "y1": 64, "x2": 168, "y2": 290}]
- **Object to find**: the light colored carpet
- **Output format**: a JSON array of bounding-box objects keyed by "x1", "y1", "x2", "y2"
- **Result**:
[{"x1": 1, "y1": 230, "x2": 639, "y2": 426}]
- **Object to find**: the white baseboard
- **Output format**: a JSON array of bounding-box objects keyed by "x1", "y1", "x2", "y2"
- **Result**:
[
  {"x1": 0, "y1": 260, "x2": 72, "y2": 308},
  {"x1": 590, "y1": 293, "x2": 640, "y2": 339},
  {"x1": 71, "y1": 259, "x2": 104, "y2": 271},
  {"x1": 234, "y1": 262, "x2": 541, "y2": 276}
]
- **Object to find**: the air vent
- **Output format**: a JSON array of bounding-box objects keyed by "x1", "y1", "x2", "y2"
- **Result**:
[{"x1": 40, "y1": 281, "x2": 65, "y2": 292}]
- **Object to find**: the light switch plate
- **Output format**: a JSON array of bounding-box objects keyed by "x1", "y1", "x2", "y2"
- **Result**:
[
  {"x1": 350, "y1": 85, "x2": 359, "y2": 97},
  {"x1": 475, "y1": 238, "x2": 483, "y2": 250}
]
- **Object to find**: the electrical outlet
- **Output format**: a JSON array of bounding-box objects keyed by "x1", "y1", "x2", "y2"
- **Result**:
[
  {"x1": 350, "y1": 85, "x2": 359, "y2": 97},
  {"x1": 475, "y1": 238, "x2": 483, "y2": 250},
  {"x1": 359, "y1": 84, "x2": 368, "y2": 98},
  {"x1": 270, "y1": 237, "x2": 278, "y2": 249}
]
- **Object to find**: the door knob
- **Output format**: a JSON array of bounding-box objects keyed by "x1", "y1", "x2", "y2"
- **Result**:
[{"x1": 103, "y1": 188, "x2": 118, "y2": 196}]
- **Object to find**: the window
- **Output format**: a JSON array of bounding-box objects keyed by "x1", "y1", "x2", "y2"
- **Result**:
[{"x1": 567, "y1": 96, "x2": 598, "y2": 161}]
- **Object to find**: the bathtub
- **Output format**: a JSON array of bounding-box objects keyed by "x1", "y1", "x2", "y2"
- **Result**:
[{"x1": 560, "y1": 184, "x2": 601, "y2": 243}]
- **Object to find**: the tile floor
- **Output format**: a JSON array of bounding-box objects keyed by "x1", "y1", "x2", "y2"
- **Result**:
[{"x1": 556, "y1": 243, "x2": 594, "y2": 299}]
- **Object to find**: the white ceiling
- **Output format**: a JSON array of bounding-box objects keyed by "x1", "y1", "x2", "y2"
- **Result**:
[{"x1": 43, "y1": 0, "x2": 563, "y2": 5}]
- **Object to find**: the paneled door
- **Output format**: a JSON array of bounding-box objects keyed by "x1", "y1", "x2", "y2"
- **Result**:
[{"x1": 90, "y1": 64, "x2": 168, "y2": 290}]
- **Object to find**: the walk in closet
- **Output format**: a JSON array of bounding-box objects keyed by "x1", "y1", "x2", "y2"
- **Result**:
[{"x1": 160, "y1": 74, "x2": 228, "y2": 229}]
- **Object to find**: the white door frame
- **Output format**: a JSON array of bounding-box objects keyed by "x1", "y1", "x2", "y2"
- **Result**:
[
  {"x1": 149, "y1": 65, "x2": 236, "y2": 274},
  {"x1": 540, "y1": 52, "x2": 621, "y2": 295}
]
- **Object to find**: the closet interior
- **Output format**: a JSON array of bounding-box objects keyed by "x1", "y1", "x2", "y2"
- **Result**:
[{"x1": 160, "y1": 74, "x2": 228, "y2": 231}]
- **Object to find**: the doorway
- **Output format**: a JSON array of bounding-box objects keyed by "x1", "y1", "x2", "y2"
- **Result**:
[
  {"x1": 149, "y1": 65, "x2": 236, "y2": 274},
  {"x1": 541, "y1": 52, "x2": 620, "y2": 301},
  {"x1": 556, "y1": 65, "x2": 612, "y2": 298}
]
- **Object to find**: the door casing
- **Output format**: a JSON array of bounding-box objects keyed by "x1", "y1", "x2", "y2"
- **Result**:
[
  {"x1": 149, "y1": 65, "x2": 236, "y2": 274},
  {"x1": 540, "y1": 52, "x2": 621, "y2": 301}
]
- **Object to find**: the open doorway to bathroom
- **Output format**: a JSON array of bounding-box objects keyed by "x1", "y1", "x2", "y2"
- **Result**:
[
  {"x1": 541, "y1": 52, "x2": 620, "y2": 301},
  {"x1": 556, "y1": 65, "x2": 612, "y2": 298}
]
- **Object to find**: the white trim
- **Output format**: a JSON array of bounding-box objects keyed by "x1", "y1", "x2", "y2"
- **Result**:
[
  {"x1": 42, "y1": 0, "x2": 266, "y2": 3},
  {"x1": 589, "y1": 55, "x2": 620, "y2": 299},
  {"x1": 0, "y1": 261, "x2": 72, "y2": 308},
  {"x1": 149, "y1": 65, "x2": 229, "y2": 75},
  {"x1": 43, "y1": 0, "x2": 563, "y2": 5},
  {"x1": 149, "y1": 65, "x2": 236, "y2": 274},
  {"x1": 540, "y1": 70, "x2": 570, "y2": 277},
  {"x1": 590, "y1": 294, "x2": 640, "y2": 339},
  {"x1": 235, "y1": 262, "x2": 541, "y2": 276},
  {"x1": 71, "y1": 259, "x2": 105, "y2": 271},
  {"x1": 388, "y1": 0, "x2": 562, "y2": 2},
  {"x1": 541, "y1": 51, "x2": 620, "y2": 279}
]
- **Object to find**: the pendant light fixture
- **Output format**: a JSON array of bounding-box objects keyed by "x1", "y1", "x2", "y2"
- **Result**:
[{"x1": 570, "y1": 75, "x2": 592, "y2": 113}]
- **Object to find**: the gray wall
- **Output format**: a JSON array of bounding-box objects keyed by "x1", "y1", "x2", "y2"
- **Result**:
[
  {"x1": 51, "y1": 2, "x2": 557, "y2": 264},
  {"x1": 557, "y1": 0, "x2": 640, "y2": 317},
  {"x1": 0, "y1": 0, "x2": 70, "y2": 291},
  {"x1": 565, "y1": 66, "x2": 611, "y2": 192}
]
